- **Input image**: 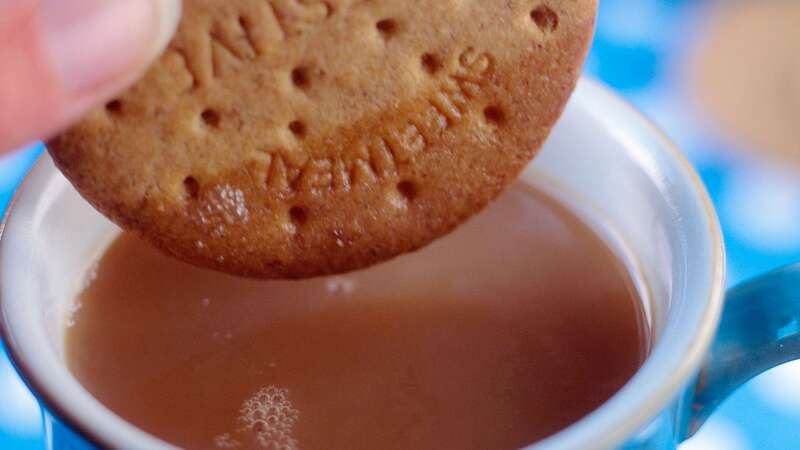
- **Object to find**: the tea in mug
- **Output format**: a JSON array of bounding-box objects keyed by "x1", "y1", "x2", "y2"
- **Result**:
[{"x1": 65, "y1": 183, "x2": 648, "y2": 450}]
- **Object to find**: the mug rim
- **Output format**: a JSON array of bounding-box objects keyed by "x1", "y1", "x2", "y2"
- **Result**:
[
  {"x1": 0, "y1": 78, "x2": 726, "y2": 450},
  {"x1": 533, "y1": 79, "x2": 725, "y2": 449}
]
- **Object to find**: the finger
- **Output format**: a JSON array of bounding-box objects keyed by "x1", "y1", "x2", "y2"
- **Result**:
[{"x1": 0, "y1": 0, "x2": 181, "y2": 152}]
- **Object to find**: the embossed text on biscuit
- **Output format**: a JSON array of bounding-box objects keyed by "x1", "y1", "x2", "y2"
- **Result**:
[
  {"x1": 262, "y1": 48, "x2": 495, "y2": 196},
  {"x1": 173, "y1": 1, "x2": 332, "y2": 86}
]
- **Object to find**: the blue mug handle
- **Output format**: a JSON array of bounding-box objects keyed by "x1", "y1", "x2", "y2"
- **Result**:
[{"x1": 677, "y1": 264, "x2": 800, "y2": 439}]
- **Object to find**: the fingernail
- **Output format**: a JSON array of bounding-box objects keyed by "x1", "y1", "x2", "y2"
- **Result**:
[{"x1": 40, "y1": 0, "x2": 181, "y2": 96}]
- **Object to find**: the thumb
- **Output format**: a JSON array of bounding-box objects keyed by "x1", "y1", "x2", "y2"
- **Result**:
[{"x1": 0, "y1": 0, "x2": 182, "y2": 152}]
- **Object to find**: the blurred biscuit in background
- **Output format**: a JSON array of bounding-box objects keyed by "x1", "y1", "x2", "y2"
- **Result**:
[{"x1": 687, "y1": 1, "x2": 800, "y2": 166}]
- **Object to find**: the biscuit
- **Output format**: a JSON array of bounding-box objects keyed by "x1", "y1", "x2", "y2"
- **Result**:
[{"x1": 48, "y1": 0, "x2": 597, "y2": 278}]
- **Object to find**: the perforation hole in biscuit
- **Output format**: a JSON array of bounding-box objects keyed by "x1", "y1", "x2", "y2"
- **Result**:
[
  {"x1": 531, "y1": 5, "x2": 559, "y2": 32},
  {"x1": 421, "y1": 53, "x2": 442, "y2": 74},
  {"x1": 291, "y1": 67, "x2": 311, "y2": 90},
  {"x1": 106, "y1": 100, "x2": 123, "y2": 116},
  {"x1": 183, "y1": 176, "x2": 200, "y2": 199},
  {"x1": 397, "y1": 180, "x2": 417, "y2": 202},
  {"x1": 289, "y1": 206, "x2": 308, "y2": 227},
  {"x1": 289, "y1": 120, "x2": 307, "y2": 139},
  {"x1": 483, "y1": 105, "x2": 507, "y2": 126},
  {"x1": 201, "y1": 109, "x2": 221, "y2": 128},
  {"x1": 376, "y1": 19, "x2": 399, "y2": 38}
]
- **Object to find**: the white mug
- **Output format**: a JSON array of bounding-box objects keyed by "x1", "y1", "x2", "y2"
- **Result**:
[{"x1": 8, "y1": 78, "x2": 774, "y2": 450}]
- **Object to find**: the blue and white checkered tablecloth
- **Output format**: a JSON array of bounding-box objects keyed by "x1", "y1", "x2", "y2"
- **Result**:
[{"x1": 3, "y1": 1, "x2": 800, "y2": 448}]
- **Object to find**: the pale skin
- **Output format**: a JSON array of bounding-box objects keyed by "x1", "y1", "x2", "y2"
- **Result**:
[{"x1": 0, "y1": 0, "x2": 182, "y2": 153}]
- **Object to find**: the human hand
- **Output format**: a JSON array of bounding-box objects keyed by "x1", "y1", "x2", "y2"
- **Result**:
[{"x1": 0, "y1": 0, "x2": 181, "y2": 153}]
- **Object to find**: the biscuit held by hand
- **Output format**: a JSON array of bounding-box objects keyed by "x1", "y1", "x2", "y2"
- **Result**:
[{"x1": 48, "y1": 0, "x2": 597, "y2": 278}]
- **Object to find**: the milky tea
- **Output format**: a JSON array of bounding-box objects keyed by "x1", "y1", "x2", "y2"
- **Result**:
[{"x1": 65, "y1": 183, "x2": 649, "y2": 450}]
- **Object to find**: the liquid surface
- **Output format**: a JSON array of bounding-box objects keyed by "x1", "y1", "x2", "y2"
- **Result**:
[{"x1": 66, "y1": 184, "x2": 647, "y2": 450}]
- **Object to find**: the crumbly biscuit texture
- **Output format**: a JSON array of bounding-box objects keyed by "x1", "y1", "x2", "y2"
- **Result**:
[{"x1": 49, "y1": 0, "x2": 597, "y2": 278}]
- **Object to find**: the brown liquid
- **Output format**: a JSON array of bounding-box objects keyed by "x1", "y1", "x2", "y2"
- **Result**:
[{"x1": 65, "y1": 184, "x2": 647, "y2": 450}]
